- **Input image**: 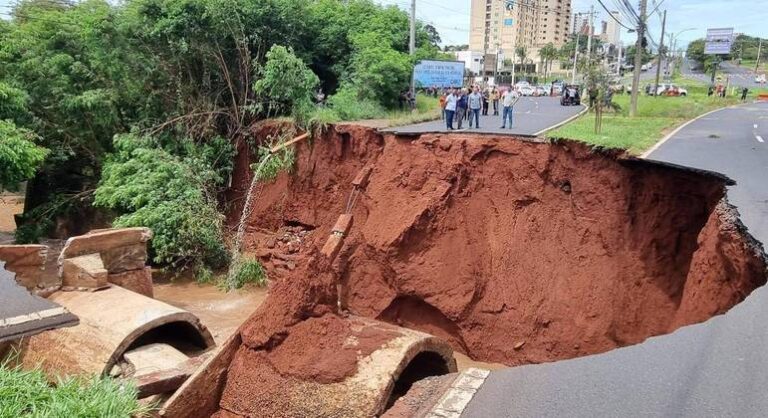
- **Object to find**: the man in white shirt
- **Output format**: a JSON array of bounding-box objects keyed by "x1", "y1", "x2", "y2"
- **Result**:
[
  {"x1": 500, "y1": 88, "x2": 519, "y2": 129},
  {"x1": 444, "y1": 89, "x2": 458, "y2": 130}
]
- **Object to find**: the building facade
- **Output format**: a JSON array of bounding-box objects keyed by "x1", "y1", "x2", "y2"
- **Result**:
[
  {"x1": 601, "y1": 11, "x2": 622, "y2": 45},
  {"x1": 469, "y1": 0, "x2": 571, "y2": 74}
]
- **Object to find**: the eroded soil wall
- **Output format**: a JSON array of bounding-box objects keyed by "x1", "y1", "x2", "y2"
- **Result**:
[{"x1": 233, "y1": 124, "x2": 767, "y2": 366}]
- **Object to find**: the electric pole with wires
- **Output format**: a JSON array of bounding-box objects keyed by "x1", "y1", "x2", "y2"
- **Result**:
[
  {"x1": 653, "y1": 9, "x2": 666, "y2": 97},
  {"x1": 629, "y1": 0, "x2": 647, "y2": 117}
]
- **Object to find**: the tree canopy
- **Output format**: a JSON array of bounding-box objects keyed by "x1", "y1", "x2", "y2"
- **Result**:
[{"x1": 0, "y1": 0, "x2": 446, "y2": 269}]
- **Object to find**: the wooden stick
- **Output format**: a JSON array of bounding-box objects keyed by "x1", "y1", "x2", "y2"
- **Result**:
[{"x1": 270, "y1": 133, "x2": 309, "y2": 154}]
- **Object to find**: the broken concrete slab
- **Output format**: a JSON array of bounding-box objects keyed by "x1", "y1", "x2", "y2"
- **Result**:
[
  {"x1": 332, "y1": 214, "x2": 354, "y2": 236},
  {"x1": 61, "y1": 254, "x2": 108, "y2": 289},
  {"x1": 321, "y1": 233, "x2": 344, "y2": 261},
  {"x1": 352, "y1": 166, "x2": 373, "y2": 188},
  {"x1": 109, "y1": 267, "x2": 153, "y2": 298},
  {"x1": 0, "y1": 245, "x2": 48, "y2": 289},
  {"x1": 100, "y1": 243, "x2": 148, "y2": 274},
  {"x1": 124, "y1": 343, "x2": 189, "y2": 377},
  {"x1": 59, "y1": 227, "x2": 152, "y2": 264}
]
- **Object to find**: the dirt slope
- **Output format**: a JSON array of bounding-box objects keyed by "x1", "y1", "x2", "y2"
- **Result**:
[{"x1": 233, "y1": 124, "x2": 767, "y2": 366}]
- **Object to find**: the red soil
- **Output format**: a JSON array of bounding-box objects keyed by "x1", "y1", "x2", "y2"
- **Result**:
[{"x1": 234, "y1": 124, "x2": 767, "y2": 367}]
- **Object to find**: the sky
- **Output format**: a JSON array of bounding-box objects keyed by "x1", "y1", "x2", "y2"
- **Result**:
[
  {"x1": 1, "y1": 0, "x2": 766, "y2": 50},
  {"x1": 375, "y1": 0, "x2": 768, "y2": 50}
]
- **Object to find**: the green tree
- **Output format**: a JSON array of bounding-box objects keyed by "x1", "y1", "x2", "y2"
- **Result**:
[
  {"x1": 254, "y1": 45, "x2": 320, "y2": 123},
  {"x1": 0, "y1": 120, "x2": 48, "y2": 191}
]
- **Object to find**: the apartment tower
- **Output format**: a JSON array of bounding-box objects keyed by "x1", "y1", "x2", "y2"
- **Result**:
[{"x1": 470, "y1": 0, "x2": 572, "y2": 73}]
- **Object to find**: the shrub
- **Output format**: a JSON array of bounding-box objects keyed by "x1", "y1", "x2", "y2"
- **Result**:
[
  {"x1": 0, "y1": 120, "x2": 48, "y2": 191},
  {"x1": 94, "y1": 134, "x2": 233, "y2": 270},
  {"x1": 225, "y1": 256, "x2": 267, "y2": 290},
  {"x1": 326, "y1": 85, "x2": 386, "y2": 121},
  {"x1": 254, "y1": 45, "x2": 320, "y2": 124}
]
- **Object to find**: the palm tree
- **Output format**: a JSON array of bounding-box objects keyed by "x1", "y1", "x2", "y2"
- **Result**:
[
  {"x1": 539, "y1": 43, "x2": 559, "y2": 79},
  {"x1": 516, "y1": 46, "x2": 528, "y2": 73}
]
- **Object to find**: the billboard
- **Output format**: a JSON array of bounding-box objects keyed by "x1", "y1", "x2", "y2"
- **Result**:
[
  {"x1": 413, "y1": 60, "x2": 464, "y2": 88},
  {"x1": 704, "y1": 28, "x2": 734, "y2": 55}
]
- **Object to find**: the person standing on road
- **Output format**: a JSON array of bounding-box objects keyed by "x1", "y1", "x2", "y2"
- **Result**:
[
  {"x1": 499, "y1": 88, "x2": 519, "y2": 129},
  {"x1": 490, "y1": 88, "x2": 499, "y2": 115},
  {"x1": 468, "y1": 86, "x2": 482, "y2": 129},
  {"x1": 444, "y1": 89, "x2": 457, "y2": 130},
  {"x1": 481, "y1": 89, "x2": 490, "y2": 116},
  {"x1": 439, "y1": 91, "x2": 447, "y2": 120},
  {"x1": 455, "y1": 89, "x2": 468, "y2": 129},
  {"x1": 741, "y1": 87, "x2": 749, "y2": 101}
]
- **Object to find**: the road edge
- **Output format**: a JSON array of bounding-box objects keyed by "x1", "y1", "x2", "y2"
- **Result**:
[
  {"x1": 640, "y1": 104, "x2": 740, "y2": 158},
  {"x1": 426, "y1": 368, "x2": 490, "y2": 418},
  {"x1": 533, "y1": 104, "x2": 589, "y2": 137}
]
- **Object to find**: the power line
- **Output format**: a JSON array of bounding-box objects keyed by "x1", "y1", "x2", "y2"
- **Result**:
[{"x1": 595, "y1": 0, "x2": 633, "y2": 31}]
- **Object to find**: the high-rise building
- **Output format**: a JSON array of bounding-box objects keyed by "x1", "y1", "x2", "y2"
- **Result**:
[
  {"x1": 469, "y1": 0, "x2": 572, "y2": 73},
  {"x1": 601, "y1": 11, "x2": 622, "y2": 45}
]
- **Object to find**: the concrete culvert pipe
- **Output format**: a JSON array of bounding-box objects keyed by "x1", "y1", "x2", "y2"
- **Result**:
[
  {"x1": 163, "y1": 315, "x2": 457, "y2": 418},
  {"x1": 19, "y1": 285, "x2": 215, "y2": 378}
]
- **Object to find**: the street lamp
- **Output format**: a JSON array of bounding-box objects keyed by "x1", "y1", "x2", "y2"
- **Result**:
[{"x1": 668, "y1": 28, "x2": 697, "y2": 73}]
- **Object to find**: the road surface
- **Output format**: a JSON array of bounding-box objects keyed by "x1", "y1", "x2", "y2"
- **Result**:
[
  {"x1": 387, "y1": 97, "x2": 584, "y2": 136},
  {"x1": 461, "y1": 101, "x2": 768, "y2": 417},
  {"x1": 683, "y1": 59, "x2": 767, "y2": 89}
]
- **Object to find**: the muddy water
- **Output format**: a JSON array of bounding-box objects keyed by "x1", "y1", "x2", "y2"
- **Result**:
[
  {"x1": 154, "y1": 281, "x2": 268, "y2": 343},
  {"x1": 453, "y1": 352, "x2": 506, "y2": 372}
]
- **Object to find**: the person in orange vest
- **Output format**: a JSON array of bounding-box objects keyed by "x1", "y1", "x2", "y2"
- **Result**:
[{"x1": 439, "y1": 91, "x2": 447, "y2": 120}]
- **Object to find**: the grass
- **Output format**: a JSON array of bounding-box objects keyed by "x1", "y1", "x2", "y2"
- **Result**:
[
  {"x1": 308, "y1": 93, "x2": 440, "y2": 129},
  {"x1": 0, "y1": 361, "x2": 150, "y2": 418},
  {"x1": 225, "y1": 256, "x2": 267, "y2": 290},
  {"x1": 548, "y1": 77, "x2": 744, "y2": 154}
]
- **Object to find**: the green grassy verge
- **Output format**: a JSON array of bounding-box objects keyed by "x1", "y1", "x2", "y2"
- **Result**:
[
  {"x1": 309, "y1": 94, "x2": 440, "y2": 128},
  {"x1": 0, "y1": 362, "x2": 150, "y2": 417},
  {"x1": 548, "y1": 77, "x2": 743, "y2": 154}
]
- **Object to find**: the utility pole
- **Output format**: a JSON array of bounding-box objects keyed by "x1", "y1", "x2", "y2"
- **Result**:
[
  {"x1": 756, "y1": 39, "x2": 763, "y2": 74},
  {"x1": 572, "y1": 33, "x2": 580, "y2": 84},
  {"x1": 409, "y1": 0, "x2": 415, "y2": 98},
  {"x1": 629, "y1": 0, "x2": 647, "y2": 117},
  {"x1": 586, "y1": 6, "x2": 594, "y2": 58},
  {"x1": 653, "y1": 9, "x2": 667, "y2": 96},
  {"x1": 617, "y1": 41, "x2": 623, "y2": 75}
]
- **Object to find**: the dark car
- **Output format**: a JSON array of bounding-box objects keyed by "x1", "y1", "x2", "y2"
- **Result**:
[{"x1": 560, "y1": 85, "x2": 581, "y2": 106}]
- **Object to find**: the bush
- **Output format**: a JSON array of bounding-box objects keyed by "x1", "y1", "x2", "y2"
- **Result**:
[
  {"x1": 226, "y1": 256, "x2": 267, "y2": 290},
  {"x1": 0, "y1": 362, "x2": 150, "y2": 418},
  {"x1": 94, "y1": 134, "x2": 233, "y2": 270},
  {"x1": 325, "y1": 85, "x2": 386, "y2": 120},
  {"x1": 254, "y1": 45, "x2": 320, "y2": 124},
  {"x1": 0, "y1": 120, "x2": 48, "y2": 191},
  {"x1": 253, "y1": 137, "x2": 296, "y2": 183}
]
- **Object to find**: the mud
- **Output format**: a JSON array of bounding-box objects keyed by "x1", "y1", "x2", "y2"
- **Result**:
[{"x1": 234, "y1": 124, "x2": 767, "y2": 367}]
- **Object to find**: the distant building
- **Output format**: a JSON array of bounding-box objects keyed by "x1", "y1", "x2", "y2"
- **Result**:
[
  {"x1": 455, "y1": 50, "x2": 484, "y2": 75},
  {"x1": 469, "y1": 0, "x2": 572, "y2": 74},
  {"x1": 601, "y1": 11, "x2": 621, "y2": 45}
]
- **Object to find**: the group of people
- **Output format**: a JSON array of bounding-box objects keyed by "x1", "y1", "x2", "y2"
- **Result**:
[{"x1": 438, "y1": 86, "x2": 520, "y2": 130}]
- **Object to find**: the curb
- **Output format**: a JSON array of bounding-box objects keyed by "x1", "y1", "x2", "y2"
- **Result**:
[
  {"x1": 534, "y1": 104, "x2": 589, "y2": 136},
  {"x1": 640, "y1": 106, "x2": 731, "y2": 158},
  {"x1": 425, "y1": 368, "x2": 490, "y2": 418}
]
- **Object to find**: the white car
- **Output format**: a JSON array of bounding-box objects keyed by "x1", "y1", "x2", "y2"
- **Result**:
[
  {"x1": 656, "y1": 83, "x2": 688, "y2": 96},
  {"x1": 515, "y1": 81, "x2": 531, "y2": 89},
  {"x1": 756, "y1": 74, "x2": 767, "y2": 84},
  {"x1": 518, "y1": 86, "x2": 535, "y2": 96}
]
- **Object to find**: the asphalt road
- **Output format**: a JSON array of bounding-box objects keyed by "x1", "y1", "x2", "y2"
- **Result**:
[
  {"x1": 387, "y1": 97, "x2": 585, "y2": 136},
  {"x1": 461, "y1": 101, "x2": 768, "y2": 417},
  {"x1": 684, "y1": 59, "x2": 766, "y2": 89}
]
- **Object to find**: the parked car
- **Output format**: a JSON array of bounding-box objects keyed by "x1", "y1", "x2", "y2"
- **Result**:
[
  {"x1": 515, "y1": 80, "x2": 531, "y2": 89},
  {"x1": 534, "y1": 86, "x2": 549, "y2": 96},
  {"x1": 518, "y1": 85, "x2": 535, "y2": 96},
  {"x1": 756, "y1": 74, "x2": 766, "y2": 84},
  {"x1": 552, "y1": 84, "x2": 564, "y2": 95},
  {"x1": 653, "y1": 83, "x2": 688, "y2": 96},
  {"x1": 560, "y1": 85, "x2": 581, "y2": 106}
]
